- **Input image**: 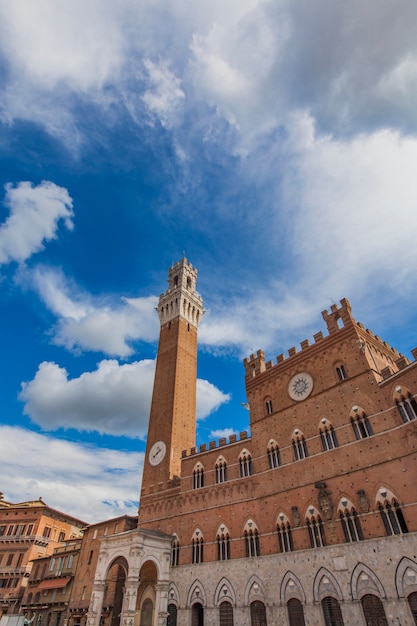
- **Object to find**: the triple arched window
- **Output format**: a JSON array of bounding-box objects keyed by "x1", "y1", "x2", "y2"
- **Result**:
[
  {"x1": 267, "y1": 440, "x2": 281, "y2": 468},
  {"x1": 215, "y1": 458, "x2": 227, "y2": 483},
  {"x1": 350, "y1": 406, "x2": 373, "y2": 439},
  {"x1": 377, "y1": 491, "x2": 408, "y2": 536},
  {"x1": 306, "y1": 508, "x2": 326, "y2": 548},
  {"x1": 244, "y1": 520, "x2": 260, "y2": 557},
  {"x1": 292, "y1": 430, "x2": 308, "y2": 460},
  {"x1": 276, "y1": 514, "x2": 293, "y2": 552},
  {"x1": 239, "y1": 450, "x2": 253, "y2": 477},
  {"x1": 193, "y1": 464, "x2": 204, "y2": 489},
  {"x1": 394, "y1": 386, "x2": 417, "y2": 423},
  {"x1": 338, "y1": 500, "x2": 364, "y2": 542},
  {"x1": 191, "y1": 530, "x2": 204, "y2": 564},
  {"x1": 319, "y1": 419, "x2": 338, "y2": 451},
  {"x1": 216, "y1": 525, "x2": 230, "y2": 561}
]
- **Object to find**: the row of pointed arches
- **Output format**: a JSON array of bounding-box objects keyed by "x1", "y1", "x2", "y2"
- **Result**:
[
  {"x1": 167, "y1": 558, "x2": 417, "y2": 626},
  {"x1": 192, "y1": 391, "x2": 417, "y2": 490},
  {"x1": 172, "y1": 490, "x2": 408, "y2": 566}
]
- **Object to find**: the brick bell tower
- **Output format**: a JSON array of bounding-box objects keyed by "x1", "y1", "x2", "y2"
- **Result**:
[{"x1": 140, "y1": 258, "x2": 204, "y2": 494}]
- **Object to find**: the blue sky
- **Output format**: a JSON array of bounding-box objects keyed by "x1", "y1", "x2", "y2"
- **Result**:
[{"x1": 0, "y1": 0, "x2": 417, "y2": 523}]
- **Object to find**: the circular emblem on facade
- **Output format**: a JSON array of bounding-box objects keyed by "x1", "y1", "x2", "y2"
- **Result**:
[
  {"x1": 288, "y1": 372, "x2": 314, "y2": 401},
  {"x1": 148, "y1": 440, "x2": 167, "y2": 466}
]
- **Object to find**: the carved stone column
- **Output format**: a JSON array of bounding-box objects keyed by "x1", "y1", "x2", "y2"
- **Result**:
[
  {"x1": 155, "y1": 581, "x2": 169, "y2": 626},
  {"x1": 120, "y1": 577, "x2": 139, "y2": 626},
  {"x1": 86, "y1": 581, "x2": 106, "y2": 626}
]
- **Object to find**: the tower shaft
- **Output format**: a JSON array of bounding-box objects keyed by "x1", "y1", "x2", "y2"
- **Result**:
[{"x1": 140, "y1": 259, "x2": 203, "y2": 494}]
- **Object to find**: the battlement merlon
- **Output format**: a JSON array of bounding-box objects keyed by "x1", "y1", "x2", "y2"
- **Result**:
[
  {"x1": 243, "y1": 350, "x2": 265, "y2": 377},
  {"x1": 321, "y1": 297, "x2": 354, "y2": 333}
]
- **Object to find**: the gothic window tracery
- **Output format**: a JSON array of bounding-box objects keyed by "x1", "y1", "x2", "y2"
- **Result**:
[
  {"x1": 244, "y1": 520, "x2": 260, "y2": 557},
  {"x1": 276, "y1": 513, "x2": 293, "y2": 552},
  {"x1": 338, "y1": 500, "x2": 364, "y2": 542},
  {"x1": 239, "y1": 450, "x2": 253, "y2": 477},
  {"x1": 215, "y1": 457, "x2": 228, "y2": 483},
  {"x1": 267, "y1": 440, "x2": 281, "y2": 469},
  {"x1": 376, "y1": 489, "x2": 408, "y2": 535},
  {"x1": 306, "y1": 508, "x2": 326, "y2": 548},
  {"x1": 394, "y1": 386, "x2": 417, "y2": 423},
  {"x1": 193, "y1": 463, "x2": 204, "y2": 489},
  {"x1": 216, "y1": 525, "x2": 231, "y2": 561},
  {"x1": 350, "y1": 406, "x2": 373, "y2": 440},
  {"x1": 292, "y1": 430, "x2": 308, "y2": 460},
  {"x1": 319, "y1": 419, "x2": 338, "y2": 451},
  {"x1": 191, "y1": 529, "x2": 204, "y2": 564},
  {"x1": 171, "y1": 536, "x2": 180, "y2": 567}
]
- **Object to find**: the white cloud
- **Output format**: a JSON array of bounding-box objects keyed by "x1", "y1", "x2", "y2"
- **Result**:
[
  {"x1": 26, "y1": 266, "x2": 159, "y2": 356},
  {"x1": 196, "y1": 379, "x2": 231, "y2": 420},
  {"x1": 209, "y1": 428, "x2": 236, "y2": 440},
  {"x1": 0, "y1": 181, "x2": 73, "y2": 265},
  {"x1": 19, "y1": 359, "x2": 156, "y2": 438},
  {"x1": 19, "y1": 360, "x2": 231, "y2": 437},
  {"x1": 142, "y1": 59, "x2": 185, "y2": 127},
  {"x1": 0, "y1": 0, "x2": 125, "y2": 92},
  {"x1": 0, "y1": 426, "x2": 141, "y2": 523}
]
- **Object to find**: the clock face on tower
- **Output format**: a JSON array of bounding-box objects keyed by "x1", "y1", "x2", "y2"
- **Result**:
[
  {"x1": 148, "y1": 440, "x2": 167, "y2": 466},
  {"x1": 288, "y1": 372, "x2": 314, "y2": 401}
]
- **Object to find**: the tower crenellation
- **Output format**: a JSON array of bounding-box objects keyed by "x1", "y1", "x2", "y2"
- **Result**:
[{"x1": 157, "y1": 258, "x2": 203, "y2": 328}]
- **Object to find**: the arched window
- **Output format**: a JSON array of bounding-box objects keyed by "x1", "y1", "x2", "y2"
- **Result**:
[
  {"x1": 292, "y1": 431, "x2": 308, "y2": 460},
  {"x1": 267, "y1": 440, "x2": 280, "y2": 469},
  {"x1": 361, "y1": 594, "x2": 388, "y2": 626},
  {"x1": 191, "y1": 530, "x2": 204, "y2": 564},
  {"x1": 244, "y1": 521, "x2": 260, "y2": 557},
  {"x1": 336, "y1": 365, "x2": 347, "y2": 381},
  {"x1": 306, "y1": 509, "x2": 326, "y2": 548},
  {"x1": 338, "y1": 501, "x2": 364, "y2": 542},
  {"x1": 250, "y1": 601, "x2": 267, "y2": 626},
  {"x1": 394, "y1": 386, "x2": 417, "y2": 422},
  {"x1": 287, "y1": 598, "x2": 305, "y2": 626},
  {"x1": 265, "y1": 399, "x2": 273, "y2": 415},
  {"x1": 239, "y1": 450, "x2": 253, "y2": 477},
  {"x1": 191, "y1": 603, "x2": 204, "y2": 626},
  {"x1": 27, "y1": 593, "x2": 32, "y2": 604},
  {"x1": 276, "y1": 515, "x2": 293, "y2": 552},
  {"x1": 193, "y1": 464, "x2": 204, "y2": 489},
  {"x1": 378, "y1": 498, "x2": 408, "y2": 535},
  {"x1": 216, "y1": 526, "x2": 230, "y2": 561},
  {"x1": 216, "y1": 458, "x2": 227, "y2": 483},
  {"x1": 167, "y1": 604, "x2": 177, "y2": 626},
  {"x1": 319, "y1": 420, "x2": 338, "y2": 451},
  {"x1": 322, "y1": 597, "x2": 344, "y2": 626},
  {"x1": 408, "y1": 592, "x2": 417, "y2": 625},
  {"x1": 171, "y1": 537, "x2": 180, "y2": 567},
  {"x1": 219, "y1": 600, "x2": 234, "y2": 626},
  {"x1": 350, "y1": 406, "x2": 373, "y2": 440}
]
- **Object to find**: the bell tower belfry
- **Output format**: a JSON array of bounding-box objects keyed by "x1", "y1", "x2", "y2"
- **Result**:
[{"x1": 140, "y1": 258, "x2": 204, "y2": 495}]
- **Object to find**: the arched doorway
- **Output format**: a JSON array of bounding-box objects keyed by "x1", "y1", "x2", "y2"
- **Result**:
[
  {"x1": 103, "y1": 557, "x2": 128, "y2": 626},
  {"x1": 219, "y1": 600, "x2": 234, "y2": 626},
  {"x1": 136, "y1": 561, "x2": 158, "y2": 626},
  {"x1": 191, "y1": 602, "x2": 204, "y2": 626},
  {"x1": 322, "y1": 597, "x2": 344, "y2": 626},
  {"x1": 250, "y1": 601, "x2": 267, "y2": 626},
  {"x1": 287, "y1": 598, "x2": 306, "y2": 626},
  {"x1": 167, "y1": 604, "x2": 177, "y2": 626}
]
